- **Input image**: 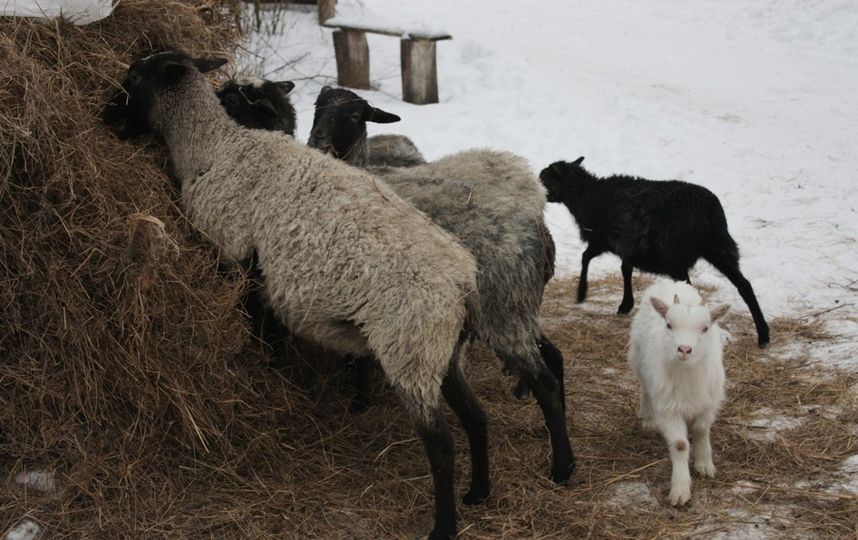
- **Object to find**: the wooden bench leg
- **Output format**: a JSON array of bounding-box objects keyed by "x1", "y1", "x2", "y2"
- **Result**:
[
  {"x1": 318, "y1": 0, "x2": 336, "y2": 23},
  {"x1": 333, "y1": 29, "x2": 370, "y2": 89},
  {"x1": 401, "y1": 38, "x2": 438, "y2": 105}
]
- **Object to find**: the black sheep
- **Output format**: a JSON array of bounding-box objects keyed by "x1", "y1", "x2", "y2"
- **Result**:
[
  {"x1": 540, "y1": 157, "x2": 770, "y2": 348},
  {"x1": 216, "y1": 78, "x2": 296, "y2": 135}
]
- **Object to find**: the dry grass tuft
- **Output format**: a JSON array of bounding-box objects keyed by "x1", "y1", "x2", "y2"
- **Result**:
[{"x1": 1, "y1": 7, "x2": 855, "y2": 536}]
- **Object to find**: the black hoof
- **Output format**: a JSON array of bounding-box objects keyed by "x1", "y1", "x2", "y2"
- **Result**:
[
  {"x1": 576, "y1": 293, "x2": 587, "y2": 304},
  {"x1": 462, "y1": 486, "x2": 490, "y2": 505},
  {"x1": 428, "y1": 529, "x2": 455, "y2": 540},
  {"x1": 513, "y1": 380, "x2": 532, "y2": 400},
  {"x1": 349, "y1": 399, "x2": 369, "y2": 414},
  {"x1": 549, "y1": 462, "x2": 575, "y2": 485},
  {"x1": 617, "y1": 304, "x2": 632, "y2": 315},
  {"x1": 758, "y1": 335, "x2": 770, "y2": 349}
]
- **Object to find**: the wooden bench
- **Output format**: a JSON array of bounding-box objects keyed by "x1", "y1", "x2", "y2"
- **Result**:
[{"x1": 321, "y1": 18, "x2": 452, "y2": 105}]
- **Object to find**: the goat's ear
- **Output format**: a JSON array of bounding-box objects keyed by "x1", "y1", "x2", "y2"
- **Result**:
[
  {"x1": 650, "y1": 297, "x2": 670, "y2": 319},
  {"x1": 572, "y1": 156, "x2": 585, "y2": 166},
  {"x1": 548, "y1": 161, "x2": 566, "y2": 177},
  {"x1": 320, "y1": 85, "x2": 333, "y2": 94},
  {"x1": 193, "y1": 57, "x2": 228, "y2": 73},
  {"x1": 367, "y1": 107, "x2": 401, "y2": 124},
  {"x1": 276, "y1": 80, "x2": 295, "y2": 94},
  {"x1": 710, "y1": 304, "x2": 730, "y2": 322}
]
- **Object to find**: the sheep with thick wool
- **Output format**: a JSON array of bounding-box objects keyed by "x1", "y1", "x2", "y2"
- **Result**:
[
  {"x1": 628, "y1": 279, "x2": 729, "y2": 506},
  {"x1": 304, "y1": 86, "x2": 564, "y2": 403},
  {"x1": 103, "y1": 50, "x2": 489, "y2": 540}
]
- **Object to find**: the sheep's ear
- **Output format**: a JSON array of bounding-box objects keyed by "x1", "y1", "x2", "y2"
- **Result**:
[
  {"x1": 650, "y1": 297, "x2": 670, "y2": 319},
  {"x1": 276, "y1": 80, "x2": 296, "y2": 94},
  {"x1": 710, "y1": 304, "x2": 730, "y2": 322},
  {"x1": 572, "y1": 156, "x2": 585, "y2": 166},
  {"x1": 320, "y1": 85, "x2": 334, "y2": 94},
  {"x1": 255, "y1": 98, "x2": 278, "y2": 117},
  {"x1": 673, "y1": 294, "x2": 681, "y2": 305},
  {"x1": 193, "y1": 57, "x2": 228, "y2": 73},
  {"x1": 367, "y1": 107, "x2": 401, "y2": 124}
]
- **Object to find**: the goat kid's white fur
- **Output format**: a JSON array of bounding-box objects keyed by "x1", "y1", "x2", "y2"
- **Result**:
[{"x1": 628, "y1": 280, "x2": 729, "y2": 506}]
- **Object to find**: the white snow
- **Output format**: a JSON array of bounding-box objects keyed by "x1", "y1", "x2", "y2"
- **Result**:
[
  {"x1": 3, "y1": 520, "x2": 41, "y2": 540},
  {"x1": 239, "y1": 0, "x2": 858, "y2": 337},
  {"x1": 0, "y1": 0, "x2": 114, "y2": 25},
  {"x1": 14, "y1": 470, "x2": 56, "y2": 494},
  {"x1": 743, "y1": 407, "x2": 803, "y2": 442}
]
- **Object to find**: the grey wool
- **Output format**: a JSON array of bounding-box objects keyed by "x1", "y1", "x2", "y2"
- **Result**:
[
  {"x1": 367, "y1": 133, "x2": 427, "y2": 167},
  {"x1": 162, "y1": 70, "x2": 477, "y2": 420},
  {"x1": 103, "y1": 51, "x2": 489, "y2": 539}
]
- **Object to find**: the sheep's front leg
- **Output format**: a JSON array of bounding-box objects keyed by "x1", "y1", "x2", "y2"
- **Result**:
[
  {"x1": 691, "y1": 412, "x2": 716, "y2": 478},
  {"x1": 617, "y1": 261, "x2": 635, "y2": 314},
  {"x1": 657, "y1": 415, "x2": 691, "y2": 506},
  {"x1": 577, "y1": 244, "x2": 604, "y2": 303}
]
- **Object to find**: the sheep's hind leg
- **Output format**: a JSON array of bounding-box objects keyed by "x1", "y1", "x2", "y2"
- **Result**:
[
  {"x1": 441, "y1": 358, "x2": 490, "y2": 505},
  {"x1": 413, "y1": 406, "x2": 457, "y2": 540},
  {"x1": 513, "y1": 334, "x2": 565, "y2": 404},
  {"x1": 617, "y1": 261, "x2": 635, "y2": 314},
  {"x1": 349, "y1": 355, "x2": 373, "y2": 413},
  {"x1": 504, "y1": 352, "x2": 575, "y2": 484},
  {"x1": 710, "y1": 259, "x2": 770, "y2": 348}
]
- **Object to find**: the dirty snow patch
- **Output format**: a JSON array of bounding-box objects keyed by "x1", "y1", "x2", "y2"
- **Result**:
[
  {"x1": 743, "y1": 408, "x2": 802, "y2": 442},
  {"x1": 14, "y1": 470, "x2": 56, "y2": 493},
  {"x1": 4, "y1": 520, "x2": 41, "y2": 540}
]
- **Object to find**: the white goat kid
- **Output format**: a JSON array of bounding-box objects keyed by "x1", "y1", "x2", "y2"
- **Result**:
[{"x1": 628, "y1": 280, "x2": 729, "y2": 506}]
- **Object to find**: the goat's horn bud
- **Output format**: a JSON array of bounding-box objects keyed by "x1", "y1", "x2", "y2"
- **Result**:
[{"x1": 673, "y1": 294, "x2": 680, "y2": 305}]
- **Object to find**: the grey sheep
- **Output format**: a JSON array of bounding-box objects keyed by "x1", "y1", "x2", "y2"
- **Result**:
[
  {"x1": 103, "y1": 50, "x2": 489, "y2": 540},
  {"x1": 299, "y1": 87, "x2": 574, "y2": 484}
]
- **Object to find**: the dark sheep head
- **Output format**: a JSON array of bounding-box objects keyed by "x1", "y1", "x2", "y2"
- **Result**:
[
  {"x1": 102, "y1": 50, "x2": 227, "y2": 139},
  {"x1": 538, "y1": 157, "x2": 588, "y2": 202},
  {"x1": 307, "y1": 86, "x2": 400, "y2": 162},
  {"x1": 217, "y1": 78, "x2": 296, "y2": 136}
]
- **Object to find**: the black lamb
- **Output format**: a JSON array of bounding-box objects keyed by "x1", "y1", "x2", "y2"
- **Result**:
[{"x1": 540, "y1": 157, "x2": 770, "y2": 348}]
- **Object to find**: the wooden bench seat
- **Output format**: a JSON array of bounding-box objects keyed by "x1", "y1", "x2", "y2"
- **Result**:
[{"x1": 322, "y1": 18, "x2": 452, "y2": 105}]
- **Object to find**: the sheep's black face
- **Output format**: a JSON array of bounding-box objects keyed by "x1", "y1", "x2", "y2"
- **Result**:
[
  {"x1": 102, "y1": 50, "x2": 227, "y2": 139},
  {"x1": 539, "y1": 157, "x2": 587, "y2": 202},
  {"x1": 218, "y1": 78, "x2": 297, "y2": 136},
  {"x1": 308, "y1": 86, "x2": 400, "y2": 160}
]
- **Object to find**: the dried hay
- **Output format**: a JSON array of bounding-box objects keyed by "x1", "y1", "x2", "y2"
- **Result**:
[{"x1": 1, "y1": 6, "x2": 855, "y2": 536}]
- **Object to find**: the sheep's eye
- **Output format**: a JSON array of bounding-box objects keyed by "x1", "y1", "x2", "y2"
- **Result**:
[
  {"x1": 702, "y1": 326, "x2": 709, "y2": 333},
  {"x1": 350, "y1": 113, "x2": 361, "y2": 123},
  {"x1": 666, "y1": 323, "x2": 672, "y2": 330}
]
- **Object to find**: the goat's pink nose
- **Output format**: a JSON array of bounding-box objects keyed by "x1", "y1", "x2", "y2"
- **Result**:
[{"x1": 678, "y1": 345, "x2": 692, "y2": 355}]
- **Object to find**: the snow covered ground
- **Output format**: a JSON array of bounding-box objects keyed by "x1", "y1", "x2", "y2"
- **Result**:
[{"x1": 238, "y1": 0, "x2": 858, "y2": 351}]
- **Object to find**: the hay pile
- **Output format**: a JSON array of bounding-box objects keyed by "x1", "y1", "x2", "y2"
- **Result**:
[
  {"x1": 0, "y1": 1, "x2": 311, "y2": 536},
  {"x1": 1, "y1": 3, "x2": 856, "y2": 537}
]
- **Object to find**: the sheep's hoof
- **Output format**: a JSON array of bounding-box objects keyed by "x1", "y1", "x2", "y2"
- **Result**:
[
  {"x1": 549, "y1": 463, "x2": 575, "y2": 485},
  {"x1": 617, "y1": 304, "x2": 633, "y2": 315},
  {"x1": 349, "y1": 399, "x2": 370, "y2": 414},
  {"x1": 758, "y1": 335, "x2": 770, "y2": 349},
  {"x1": 428, "y1": 528, "x2": 454, "y2": 540},
  {"x1": 462, "y1": 486, "x2": 490, "y2": 505},
  {"x1": 512, "y1": 380, "x2": 532, "y2": 400}
]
